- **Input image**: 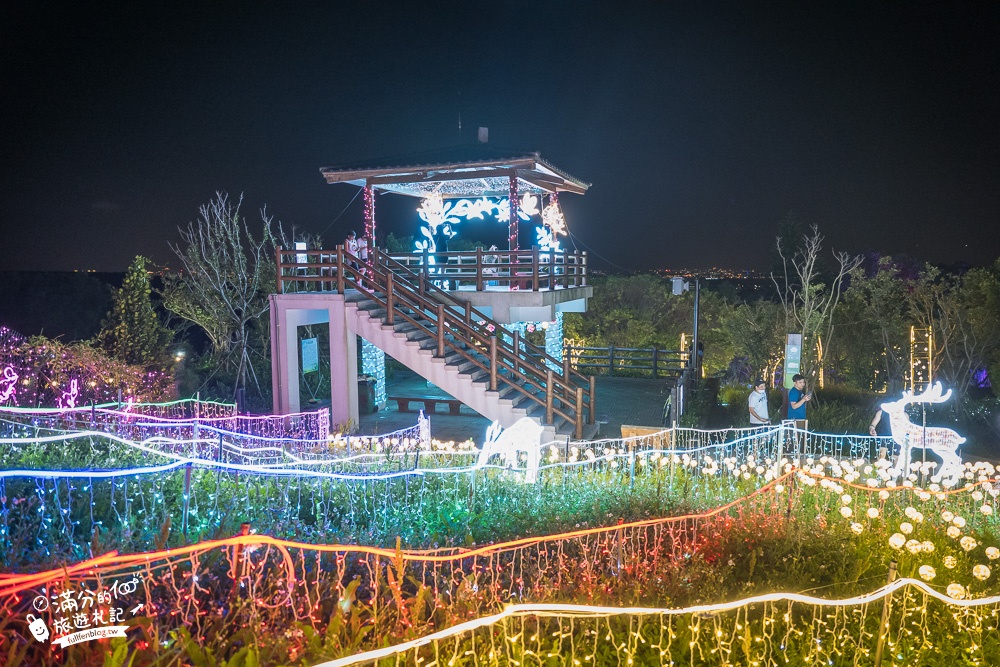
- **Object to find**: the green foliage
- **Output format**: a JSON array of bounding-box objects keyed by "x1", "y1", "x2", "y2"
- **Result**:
[
  {"x1": 6, "y1": 335, "x2": 173, "y2": 407},
  {"x1": 95, "y1": 256, "x2": 172, "y2": 367},
  {"x1": 563, "y1": 275, "x2": 737, "y2": 375}
]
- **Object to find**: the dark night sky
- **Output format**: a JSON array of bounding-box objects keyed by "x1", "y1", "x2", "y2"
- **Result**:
[{"x1": 1, "y1": 2, "x2": 998, "y2": 273}]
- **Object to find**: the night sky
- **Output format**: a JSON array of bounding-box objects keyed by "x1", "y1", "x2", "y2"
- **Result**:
[{"x1": 2, "y1": 2, "x2": 998, "y2": 273}]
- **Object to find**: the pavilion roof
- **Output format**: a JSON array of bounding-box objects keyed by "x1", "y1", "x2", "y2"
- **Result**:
[{"x1": 319, "y1": 146, "x2": 590, "y2": 198}]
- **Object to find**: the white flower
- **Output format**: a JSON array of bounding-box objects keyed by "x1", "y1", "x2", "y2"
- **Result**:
[
  {"x1": 941, "y1": 510, "x2": 955, "y2": 522},
  {"x1": 944, "y1": 555, "x2": 957, "y2": 569},
  {"x1": 851, "y1": 523, "x2": 864, "y2": 535},
  {"x1": 921, "y1": 541, "x2": 935, "y2": 553},
  {"x1": 953, "y1": 516, "x2": 967, "y2": 528},
  {"x1": 867, "y1": 507, "x2": 880, "y2": 519},
  {"x1": 918, "y1": 565, "x2": 936, "y2": 581},
  {"x1": 946, "y1": 583, "x2": 966, "y2": 600},
  {"x1": 842, "y1": 494, "x2": 853, "y2": 505},
  {"x1": 904, "y1": 507, "x2": 918, "y2": 519},
  {"x1": 961, "y1": 536, "x2": 979, "y2": 552},
  {"x1": 972, "y1": 491, "x2": 984, "y2": 501},
  {"x1": 947, "y1": 526, "x2": 961, "y2": 539},
  {"x1": 840, "y1": 506, "x2": 853, "y2": 519},
  {"x1": 986, "y1": 547, "x2": 1000, "y2": 560},
  {"x1": 981, "y1": 505, "x2": 993, "y2": 516},
  {"x1": 775, "y1": 484, "x2": 785, "y2": 493},
  {"x1": 900, "y1": 522, "x2": 913, "y2": 535},
  {"x1": 905, "y1": 539, "x2": 922, "y2": 554},
  {"x1": 879, "y1": 490, "x2": 891, "y2": 501},
  {"x1": 973, "y1": 564, "x2": 992, "y2": 581},
  {"x1": 889, "y1": 533, "x2": 906, "y2": 549}
]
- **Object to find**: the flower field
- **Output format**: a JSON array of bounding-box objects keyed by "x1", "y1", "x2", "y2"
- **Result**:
[{"x1": 2, "y1": 404, "x2": 1000, "y2": 665}]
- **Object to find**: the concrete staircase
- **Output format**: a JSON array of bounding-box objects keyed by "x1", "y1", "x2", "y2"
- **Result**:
[{"x1": 345, "y1": 289, "x2": 596, "y2": 442}]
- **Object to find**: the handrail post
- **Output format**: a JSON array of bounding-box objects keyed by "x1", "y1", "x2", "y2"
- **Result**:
[
  {"x1": 563, "y1": 351, "x2": 570, "y2": 380},
  {"x1": 512, "y1": 329, "x2": 520, "y2": 371},
  {"x1": 581, "y1": 251, "x2": 588, "y2": 287},
  {"x1": 609, "y1": 346, "x2": 615, "y2": 377},
  {"x1": 652, "y1": 347, "x2": 658, "y2": 378},
  {"x1": 275, "y1": 246, "x2": 283, "y2": 293},
  {"x1": 546, "y1": 370, "x2": 554, "y2": 424},
  {"x1": 422, "y1": 247, "x2": 429, "y2": 281},
  {"x1": 532, "y1": 246, "x2": 540, "y2": 291},
  {"x1": 465, "y1": 301, "x2": 471, "y2": 327},
  {"x1": 588, "y1": 376, "x2": 596, "y2": 424},
  {"x1": 386, "y1": 272, "x2": 395, "y2": 325},
  {"x1": 476, "y1": 246, "x2": 483, "y2": 291},
  {"x1": 437, "y1": 304, "x2": 446, "y2": 357},
  {"x1": 336, "y1": 246, "x2": 345, "y2": 293},
  {"x1": 575, "y1": 387, "x2": 584, "y2": 439},
  {"x1": 489, "y1": 337, "x2": 498, "y2": 391},
  {"x1": 419, "y1": 271, "x2": 426, "y2": 296}
]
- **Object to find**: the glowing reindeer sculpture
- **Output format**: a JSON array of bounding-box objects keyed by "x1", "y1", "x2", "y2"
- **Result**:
[
  {"x1": 881, "y1": 382, "x2": 966, "y2": 484},
  {"x1": 477, "y1": 418, "x2": 544, "y2": 483}
]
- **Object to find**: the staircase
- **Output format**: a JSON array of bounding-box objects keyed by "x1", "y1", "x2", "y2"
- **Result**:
[{"x1": 305, "y1": 247, "x2": 597, "y2": 441}]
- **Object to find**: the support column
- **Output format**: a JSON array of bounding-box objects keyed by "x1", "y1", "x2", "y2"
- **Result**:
[
  {"x1": 327, "y1": 302, "x2": 359, "y2": 430},
  {"x1": 361, "y1": 339, "x2": 386, "y2": 409},
  {"x1": 545, "y1": 312, "x2": 564, "y2": 372},
  {"x1": 508, "y1": 174, "x2": 519, "y2": 251},
  {"x1": 364, "y1": 182, "x2": 376, "y2": 247}
]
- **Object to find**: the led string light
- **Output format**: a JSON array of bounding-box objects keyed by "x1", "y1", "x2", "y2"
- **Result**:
[
  {"x1": 5, "y1": 441, "x2": 1000, "y2": 664},
  {"x1": 308, "y1": 577, "x2": 1000, "y2": 667}
]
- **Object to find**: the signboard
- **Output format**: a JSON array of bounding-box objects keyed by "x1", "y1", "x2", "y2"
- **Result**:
[
  {"x1": 783, "y1": 333, "x2": 802, "y2": 389},
  {"x1": 301, "y1": 337, "x2": 319, "y2": 374}
]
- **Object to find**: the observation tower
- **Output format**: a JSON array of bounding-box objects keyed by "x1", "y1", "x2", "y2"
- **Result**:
[{"x1": 269, "y1": 143, "x2": 597, "y2": 440}]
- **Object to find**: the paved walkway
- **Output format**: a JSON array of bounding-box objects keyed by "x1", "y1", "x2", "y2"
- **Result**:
[{"x1": 358, "y1": 368, "x2": 669, "y2": 444}]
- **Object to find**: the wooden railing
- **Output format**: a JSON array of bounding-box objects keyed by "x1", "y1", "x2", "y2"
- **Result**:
[
  {"x1": 276, "y1": 246, "x2": 587, "y2": 293},
  {"x1": 275, "y1": 246, "x2": 595, "y2": 438},
  {"x1": 565, "y1": 345, "x2": 690, "y2": 378}
]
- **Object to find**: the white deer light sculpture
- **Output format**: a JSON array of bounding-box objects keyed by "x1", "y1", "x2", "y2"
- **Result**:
[
  {"x1": 880, "y1": 382, "x2": 966, "y2": 484},
  {"x1": 477, "y1": 418, "x2": 544, "y2": 483}
]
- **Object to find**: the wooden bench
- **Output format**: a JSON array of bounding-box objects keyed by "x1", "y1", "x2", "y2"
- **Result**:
[{"x1": 389, "y1": 396, "x2": 465, "y2": 416}]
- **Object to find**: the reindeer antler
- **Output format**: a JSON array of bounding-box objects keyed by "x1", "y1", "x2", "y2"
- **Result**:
[{"x1": 909, "y1": 382, "x2": 952, "y2": 405}]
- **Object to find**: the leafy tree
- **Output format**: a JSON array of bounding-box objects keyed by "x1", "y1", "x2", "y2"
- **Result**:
[
  {"x1": 722, "y1": 300, "x2": 785, "y2": 384},
  {"x1": 162, "y1": 193, "x2": 280, "y2": 400},
  {"x1": 772, "y1": 225, "x2": 861, "y2": 387},
  {"x1": 95, "y1": 256, "x2": 172, "y2": 367},
  {"x1": 838, "y1": 257, "x2": 912, "y2": 393},
  {"x1": 909, "y1": 263, "x2": 1000, "y2": 402}
]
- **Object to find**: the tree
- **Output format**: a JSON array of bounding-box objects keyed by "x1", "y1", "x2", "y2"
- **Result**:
[
  {"x1": 772, "y1": 225, "x2": 861, "y2": 387},
  {"x1": 839, "y1": 257, "x2": 912, "y2": 393},
  {"x1": 162, "y1": 193, "x2": 280, "y2": 400},
  {"x1": 723, "y1": 300, "x2": 785, "y2": 384},
  {"x1": 908, "y1": 263, "x2": 1000, "y2": 403},
  {"x1": 95, "y1": 256, "x2": 172, "y2": 367}
]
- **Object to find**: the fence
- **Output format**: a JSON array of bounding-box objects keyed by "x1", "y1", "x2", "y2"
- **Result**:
[{"x1": 564, "y1": 344, "x2": 689, "y2": 378}]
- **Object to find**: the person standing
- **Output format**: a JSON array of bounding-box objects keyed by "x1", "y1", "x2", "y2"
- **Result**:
[
  {"x1": 748, "y1": 379, "x2": 770, "y2": 426},
  {"x1": 345, "y1": 230, "x2": 359, "y2": 256},
  {"x1": 787, "y1": 374, "x2": 811, "y2": 423}
]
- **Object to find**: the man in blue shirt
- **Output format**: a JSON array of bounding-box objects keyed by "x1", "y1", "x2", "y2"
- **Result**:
[{"x1": 787, "y1": 374, "x2": 811, "y2": 421}]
